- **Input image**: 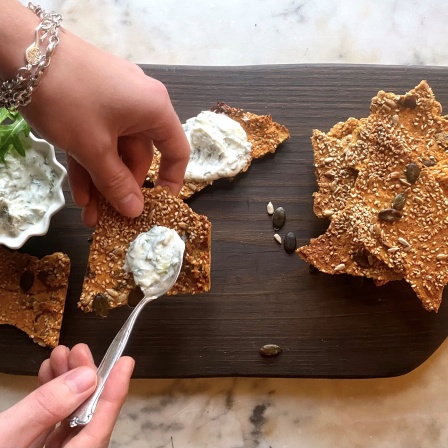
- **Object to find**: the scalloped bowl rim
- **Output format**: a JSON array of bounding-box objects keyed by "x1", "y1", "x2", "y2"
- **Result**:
[{"x1": 0, "y1": 133, "x2": 67, "y2": 249}]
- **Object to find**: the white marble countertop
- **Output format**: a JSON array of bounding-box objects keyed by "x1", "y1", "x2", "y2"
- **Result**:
[{"x1": 3, "y1": 1, "x2": 448, "y2": 447}]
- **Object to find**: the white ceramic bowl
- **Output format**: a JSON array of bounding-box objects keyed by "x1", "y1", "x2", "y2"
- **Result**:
[{"x1": 0, "y1": 133, "x2": 66, "y2": 249}]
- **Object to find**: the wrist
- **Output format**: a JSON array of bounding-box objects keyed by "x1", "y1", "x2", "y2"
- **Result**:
[
  {"x1": 0, "y1": 2, "x2": 63, "y2": 109},
  {"x1": 0, "y1": 1, "x2": 40, "y2": 80}
]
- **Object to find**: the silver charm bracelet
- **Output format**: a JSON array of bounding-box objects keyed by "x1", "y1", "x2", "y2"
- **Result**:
[{"x1": 0, "y1": 3, "x2": 62, "y2": 110}]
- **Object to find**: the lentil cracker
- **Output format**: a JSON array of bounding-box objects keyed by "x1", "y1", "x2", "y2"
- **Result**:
[
  {"x1": 79, "y1": 186, "x2": 211, "y2": 313},
  {"x1": 0, "y1": 248, "x2": 70, "y2": 347},
  {"x1": 146, "y1": 103, "x2": 290, "y2": 200}
]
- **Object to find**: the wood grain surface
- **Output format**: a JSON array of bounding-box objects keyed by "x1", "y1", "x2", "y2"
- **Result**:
[{"x1": 2, "y1": 64, "x2": 448, "y2": 378}]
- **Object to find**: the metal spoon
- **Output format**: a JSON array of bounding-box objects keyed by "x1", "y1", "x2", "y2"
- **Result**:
[{"x1": 68, "y1": 260, "x2": 183, "y2": 427}]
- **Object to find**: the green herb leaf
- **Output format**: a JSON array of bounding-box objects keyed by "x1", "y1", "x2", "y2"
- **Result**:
[{"x1": 0, "y1": 109, "x2": 31, "y2": 162}]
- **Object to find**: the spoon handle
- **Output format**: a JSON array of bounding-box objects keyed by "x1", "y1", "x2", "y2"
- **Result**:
[{"x1": 68, "y1": 296, "x2": 154, "y2": 427}]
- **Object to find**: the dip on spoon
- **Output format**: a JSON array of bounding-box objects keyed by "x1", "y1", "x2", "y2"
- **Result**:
[{"x1": 124, "y1": 225, "x2": 185, "y2": 296}]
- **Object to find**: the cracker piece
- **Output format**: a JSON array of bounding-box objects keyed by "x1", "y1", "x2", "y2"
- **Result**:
[
  {"x1": 0, "y1": 248, "x2": 70, "y2": 347},
  {"x1": 312, "y1": 117, "x2": 367, "y2": 219},
  {"x1": 211, "y1": 102, "x2": 290, "y2": 159},
  {"x1": 146, "y1": 103, "x2": 290, "y2": 200},
  {"x1": 311, "y1": 80, "x2": 448, "y2": 220},
  {"x1": 298, "y1": 80, "x2": 448, "y2": 310},
  {"x1": 296, "y1": 206, "x2": 404, "y2": 285},
  {"x1": 79, "y1": 186, "x2": 211, "y2": 313}
]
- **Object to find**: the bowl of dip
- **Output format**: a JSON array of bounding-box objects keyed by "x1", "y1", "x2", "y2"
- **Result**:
[{"x1": 0, "y1": 133, "x2": 66, "y2": 249}]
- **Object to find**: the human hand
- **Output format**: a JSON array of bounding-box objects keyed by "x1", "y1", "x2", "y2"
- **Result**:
[
  {"x1": 0, "y1": 343, "x2": 134, "y2": 448},
  {"x1": 19, "y1": 27, "x2": 190, "y2": 226}
]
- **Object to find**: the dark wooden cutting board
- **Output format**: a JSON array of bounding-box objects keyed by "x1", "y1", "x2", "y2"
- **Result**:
[{"x1": 2, "y1": 64, "x2": 448, "y2": 379}]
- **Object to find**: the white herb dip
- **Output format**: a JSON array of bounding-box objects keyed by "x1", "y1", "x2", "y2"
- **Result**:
[
  {"x1": 183, "y1": 110, "x2": 252, "y2": 182},
  {"x1": 123, "y1": 226, "x2": 185, "y2": 296},
  {"x1": 0, "y1": 147, "x2": 57, "y2": 237}
]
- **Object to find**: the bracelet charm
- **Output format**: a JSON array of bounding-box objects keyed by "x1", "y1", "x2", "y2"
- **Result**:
[{"x1": 0, "y1": 3, "x2": 62, "y2": 110}]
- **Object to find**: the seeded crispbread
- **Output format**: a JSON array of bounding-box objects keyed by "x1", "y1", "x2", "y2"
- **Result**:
[
  {"x1": 296, "y1": 205, "x2": 404, "y2": 286},
  {"x1": 146, "y1": 103, "x2": 290, "y2": 200},
  {"x1": 79, "y1": 186, "x2": 211, "y2": 313},
  {"x1": 297, "y1": 80, "x2": 448, "y2": 311},
  {"x1": 0, "y1": 247, "x2": 70, "y2": 347}
]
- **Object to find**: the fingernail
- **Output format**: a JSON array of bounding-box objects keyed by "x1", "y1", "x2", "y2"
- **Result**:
[
  {"x1": 118, "y1": 193, "x2": 143, "y2": 218},
  {"x1": 65, "y1": 367, "x2": 96, "y2": 394}
]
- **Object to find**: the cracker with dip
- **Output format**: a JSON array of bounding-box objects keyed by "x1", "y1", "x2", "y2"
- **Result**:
[
  {"x1": 146, "y1": 103, "x2": 290, "y2": 199},
  {"x1": 79, "y1": 186, "x2": 211, "y2": 314}
]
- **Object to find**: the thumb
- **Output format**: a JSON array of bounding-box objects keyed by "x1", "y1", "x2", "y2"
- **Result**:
[
  {"x1": 0, "y1": 366, "x2": 96, "y2": 447},
  {"x1": 86, "y1": 149, "x2": 144, "y2": 219}
]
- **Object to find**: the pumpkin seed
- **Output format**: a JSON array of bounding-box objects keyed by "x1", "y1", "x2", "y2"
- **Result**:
[
  {"x1": 352, "y1": 250, "x2": 371, "y2": 269},
  {"x1": 260, "y1": 344, "x2": 282, "y2": 357},
  {"x1": 37, "y1": 270, "x2": 52, "y2": 287},
  {"x1": 392, "y1": 192, "x2": 406, "y2": 210},
  {"x1": 401, "y1": 95, "x2": 417, "y2": 109},
  {"x1": 128, "y1": 286, "x2": 144, "y2": 307},
  {"x1": 405, "y1": 162, "x2": 420, "y2": 184},
  {"x1": 93, "y1": 294, "x2": 110, "y2": 318},
  {"x1": 20, "y1": 271, "x2": 34, "y2": 293},
  {"x1": 273, "y1": 207, "x2": 286, "y2": 230},
  {"x1": 283, "y1": 232, "x2": 296, "y2": 254},
  {"x1": 378, "y1": 208, "x2": 402, "y2": 222},
  {"x1": 347, "y1": 167, "x2": 359, "y2": 179}
]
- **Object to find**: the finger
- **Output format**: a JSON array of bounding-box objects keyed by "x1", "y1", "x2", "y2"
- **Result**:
[
  {"x1": 33, "y1": 345, "x2": 70, "y2": 448},
  {"x1": 67, "y1": 343, "x2": 96, "y2": 370},
  {"x1": 80, "y1": 185, "x2": 99, "y2": 227},
  {"x1": 67, "y1": 155, "x2": 92, "y2": 207},
  {"x1": 119, "y1": 135, "x2": 154, "y2": 187},
  {"x1": 82, "y1": 144, "x2": 144, "y2": 219},
  {"x1": 38, "y1": 359, "x2": 53, "y2": 386},
  {"x1": 37, "y1": 345, "x2": 71, "y2": 386},
  {"x1": 32, "y1": 361, "x2": 61, "y2": 448},
  {"x1": 50, "y1": 344, "x2": 71, "y2": 379},
  {"x1": 1, "y1": 366, "x2": 97, "y2": 447},
  {"x1": 66, "y1": 155, "x2": 99, "y2": 226},
  {"x1": 153, "y1": 118, "x2": 190, "y2": 195},
  {"x1": 33, "y1": 345, "x2": 93, "y2": 448},
  {"x1": 129, "y1": 80, "x2": 189, "y2": 195},
  {"x1": 61, "y1": 357, "x2": 134, "y2": 448}
]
